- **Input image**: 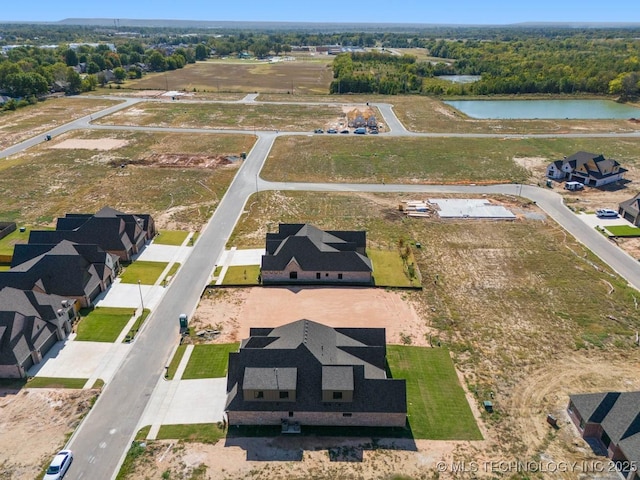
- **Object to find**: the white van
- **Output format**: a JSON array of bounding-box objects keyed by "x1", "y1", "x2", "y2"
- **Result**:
[{"x1": 596, "y1": 209, "x2": 618, "y2": 218}]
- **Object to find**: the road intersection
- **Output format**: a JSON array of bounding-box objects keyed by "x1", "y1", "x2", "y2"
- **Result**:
[{"x1": 1, "y1": 93, "x2": 639, "y2": 479}]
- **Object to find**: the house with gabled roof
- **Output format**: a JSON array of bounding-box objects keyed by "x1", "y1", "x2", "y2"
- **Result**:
[
  {"x1": 618, "y1": 192, "x2": 640, "y2": 226},
  {"x1": 0, "y1": 240, "x2": 118, "y2": 307},
  {"x1": 225, "y1": 319, "x2": 407, "y2": 428},
  {"x1": 568, "y1": 391, "x2": 640, "y2": 479},
  {"x1": 28, "y1": 206, "x2": 155, "y2": 262},
  {"x1": 0, "y1": 287, "x2": 77, "y2": 378},
  {"x1": 261, "y1": 224, "x2": 373, "y2": 285},
  {"x1": 546, "y1": 151, "x2": 627, "y2": 187}
]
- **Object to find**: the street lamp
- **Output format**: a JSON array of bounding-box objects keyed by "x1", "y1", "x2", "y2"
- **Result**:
[{"x1": 137, "y1": 280, "x2": 144, "y2": 312}]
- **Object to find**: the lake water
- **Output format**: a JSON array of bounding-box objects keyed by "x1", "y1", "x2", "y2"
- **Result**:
[
  {"x1": 443, "y1": 99, "x2": 640, "y2": 119},
  {"x1": 438, "y1": 75, "x2": 481, "y2": 84}
]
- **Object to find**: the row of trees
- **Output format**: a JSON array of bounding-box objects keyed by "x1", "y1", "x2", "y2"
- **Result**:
[{"x1": 331, "y1": 36, "x2": 640, "y2": 97}]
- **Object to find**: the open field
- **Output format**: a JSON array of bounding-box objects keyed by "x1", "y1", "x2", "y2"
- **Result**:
[
  {"x1": 0, "y1": 97, "x2": 119, "y2": 150},
  {"x1": 123, "y1": 58, "x2": 333, "y2": 95},
  {"x1": 97, "y1": 101, "x2": 360, "y2": 132},
  {"x1": 0, "y1": 129, "x2": 254, "y2": 230},
  {"x1": 262, "y1": 135, "x2": 640, "y2": 185}
]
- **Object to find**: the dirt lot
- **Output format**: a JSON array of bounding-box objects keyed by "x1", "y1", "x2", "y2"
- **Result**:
[
  {"x1": 0, "y1": 387, "x2": 98, "y2": 479},
  {"x1": 192, "y1": 287, "x2": 431, "y2": 346}
]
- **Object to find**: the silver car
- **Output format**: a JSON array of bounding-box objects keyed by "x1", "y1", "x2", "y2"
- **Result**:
[{"x1": 44, "y1": 450, "x2": 73, "y2": 479}]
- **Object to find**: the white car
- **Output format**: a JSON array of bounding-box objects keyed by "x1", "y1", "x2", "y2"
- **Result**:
[
  {"x1": 596, "y1": 209, "x2": 618, "y2": 218},
  {"x1": 44, "y1": 450, "x2": 73, "y2": 480}
]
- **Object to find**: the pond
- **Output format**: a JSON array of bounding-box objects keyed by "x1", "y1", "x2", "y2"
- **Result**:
[{"x1": 443, "y1": 99, "x2": 640, "y2": 119}]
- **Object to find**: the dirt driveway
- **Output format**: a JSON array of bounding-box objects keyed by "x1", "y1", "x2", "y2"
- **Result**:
[{"x1": 193, "y1": 286, "x2": 431, "y2": 346}]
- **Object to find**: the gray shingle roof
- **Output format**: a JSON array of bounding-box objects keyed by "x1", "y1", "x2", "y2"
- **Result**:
[
  {"x1": 243, "y1": 367, "x2": 297, "y2": 390},
  {"x1": 226, "y1": 319, "x2": 406, "y2": 415},
  {"x1": 570, "y1": 391, "x2": 640, "y2": 465},
  {"x1": 262, "y1": 224, "x2": 372, "y2": 273}
]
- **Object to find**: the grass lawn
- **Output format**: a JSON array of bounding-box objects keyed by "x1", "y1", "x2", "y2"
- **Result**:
[
  {"x1": 154, "y1": 230, "x2": 190, "y2": 245},
  {"x1": 387, "y1": 346, "x2": 482, "y2": 440},
  {"x1": 26, "y1": 377, "x2": 88, "y2": 389},
  {"x1": 156, "y1": 423, "x2": 225, "y2": 443},
  {"x1": 368, "y1": 248, "x2": 421, "y2": 288},
  {"x1": 221, "y1": 265, "x2": 261, "y2": 285},
  {"x1": 162, "y1": 263, "x2": 181, "y2": 285},
  {"x1": 166, "y1": 345, "x2": 187, "y2": 380},
  {"x1": 606, "y1": 225, "x2": 640, "y2": 237},
  {"x1": 123, "y1": 309, "x2": 151, "y2": 342},
  {"x1": 182, "y1": 343, "x2": 239, "y2": 379},
  {"x1": 120, "y1": 261, "x2": 169, "y2": 285},
  {"x1": 0, "y1": 265, "x2": 10, "y2": 271},
  {"x1": 76, "y1": 307, "x2": 134, "y2": 342},
  {"x1": 0, "y1": 226, "x2": 54, "y2": 258}
]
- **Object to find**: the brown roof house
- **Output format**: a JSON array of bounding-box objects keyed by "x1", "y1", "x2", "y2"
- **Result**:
[
  {"x1": 0, "y1": 240, "x2": 118, "y2": 307},
  {"x1": 225, "y1": 319, "x2": 407, "y2": 429},
  {"x1": 0, "y1": 287, "x2": 77, "y2": 378},
  {"x1": 568, "y1": 392, "x2": 640, "y2": 479},
  {"x1": 261, "y1": 224, "x2": 373, "y2": 285},
  {"x1": 29, "y1": 206, "x2": 156, "y2": 262},
  {"x1": 546, "y1": 151, "x2": 627, "y2": 187},
  {"x1": 619, "y1": 192, "x2": 640, "y2": 226}
]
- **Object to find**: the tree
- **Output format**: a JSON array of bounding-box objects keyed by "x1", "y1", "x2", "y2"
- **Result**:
[
  {"x1": 66, "y1": 68, "x2": 82, "y2": 94},
  {"x1": 148, "y1": 51, "x2": 166, "y2": 72},
  {"x1": 113, "y1": 67, "x2": 127, "y2": 83},
  {"x1": 195, "y1": 44, "x2": 208, "y2": 61},
  {"x1": 64, "y1": 48, "x2": 78, "y2": 67}
]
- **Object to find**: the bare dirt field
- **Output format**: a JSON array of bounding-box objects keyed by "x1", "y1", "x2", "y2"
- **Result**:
[
  {"x1": 193, "y1": 287, "x2": 431, "y2": 346},
  {"x1": 0, "y1": 387, "x2": 98, "y2": 479},
  {"x1": 51, "y1": 138, "x2": 129, "y2": 150}
]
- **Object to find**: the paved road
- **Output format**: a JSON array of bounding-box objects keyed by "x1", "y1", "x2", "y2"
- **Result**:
[{"x1": 2, "y1": 94, "x2": 640, "y2": 478}]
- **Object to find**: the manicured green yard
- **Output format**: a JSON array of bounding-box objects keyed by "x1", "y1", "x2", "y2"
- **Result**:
[
  {"x1": 182, "y1": 343, "x2": 239, "y2": 379},
  {"x1": 26, "y1": 377, "x2": 88, "y2": 388},
  {"x1": 221, "y1": 265, "x2": 261, "y2": 285},
  {"x1": 368, "y1": 248, "x2": 421, "y2": 288},
  {"x1": 120, "y1": 261, "x2": 169, "y2": 284},
  {"x1": 76, "y1": 307, "x2": 134, "y2": 342},
  {"x1": 0, "y1": 265, "x2": 10, "y2": 271},
  {"x1": 166, "y1": 344, "x2": 187, "y2": 380},
  {"x1": 387, "y1": 346, "x2": 482, "y2": 440},
  {"x1": 157, "y1": 423, "x2": 225, "y2": 443},
  {"x1": 154, "y1": 230, "x2": 190, "y2": 246},
  {"x1": 123, "y1": 309, "x2": 151, "y2": 342},
  {"x1": 606, "y1": 225, "x2": 640, "y2": 237},
  {"x1": 0, "y1": 226, "x2": 53, "y2": 258}
]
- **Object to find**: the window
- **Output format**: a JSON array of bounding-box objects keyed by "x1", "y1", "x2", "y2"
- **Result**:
[
  {"x1": 342, "y1": 412, "x2": 352, "y2": 417},
  {"x1": 338, "y1": 273, "x2": 343, "y2": 280},
  {"x1": 279, "y1": 391, "x2": 289, "y2": 399},
  {"x1": 316, "y1": 272, "x2": 321, "y2": 279},
  {"x1": 325, "y1": 273, "x2": 329, "y2": 277},
  {"x1": 289, "y1": 272, "x2": 297, "y2": 279},
  {"x1": 254, "y1": 391, "x2": 264, "y2": 399},
  {"x1": 332, "y1": 391, "x2": 343, "y2": 400},
  {"x1": 288, "y1": 411, "x2": 294, "y2": 417}
]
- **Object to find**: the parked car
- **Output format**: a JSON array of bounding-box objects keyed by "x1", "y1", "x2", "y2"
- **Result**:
[
  {"x1": 327, "y1": 129, "x2": 338, "y2": 134},
  {"x1": 596, "y1": 209, "x2": 618, "y2": 218},
  {"x1": 564, "y1": 181, "x2": 584, "y2": 191},
  {"x1": 340, "y1": 129, "x2": 350, "y2": 134},
  {"x1": 353, "y1": 127, "x2": 366, "y2": 134},
  {"x1": 313, "y1": 129, "x2": 324, "y2": 134},
  {"x1": 369, "y1": 129, "x2": 379, "y2": 134},
  {"x1": 44, "y1": 450, "x2": 73, "y2": 480}
]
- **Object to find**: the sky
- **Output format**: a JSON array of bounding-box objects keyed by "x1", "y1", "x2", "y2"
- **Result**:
[{"x1": 2, "y1": 0, "x2": 639, "y2": 24}]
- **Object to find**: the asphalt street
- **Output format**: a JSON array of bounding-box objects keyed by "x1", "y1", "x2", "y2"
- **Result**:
[{"x1": 1, "y1": 94, "x2": 639, "y2": 478}]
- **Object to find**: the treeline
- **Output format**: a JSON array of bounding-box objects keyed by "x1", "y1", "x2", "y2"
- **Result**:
[
  {"x1": 0, "y1": 42, "x2": 195, "y2": 109},
  {"x1": 331, "y1": 37, "x2": 640, "y2": 98}
]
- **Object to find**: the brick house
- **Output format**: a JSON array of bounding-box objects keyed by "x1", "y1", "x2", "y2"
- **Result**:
[
  {"x1": 225, "y1": 319, "x2": 407, "y2": 428},
  {"x1": 568, "y1": 392, "x2": 640, "y2": 480},
  {"x1": 261, "y1": 224, "x2": 373, "y2": 285}
]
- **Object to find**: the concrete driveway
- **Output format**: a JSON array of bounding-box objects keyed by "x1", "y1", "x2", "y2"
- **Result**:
[{"x1": 577, "y1": 212, "x2": 634, "y2": 232}]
